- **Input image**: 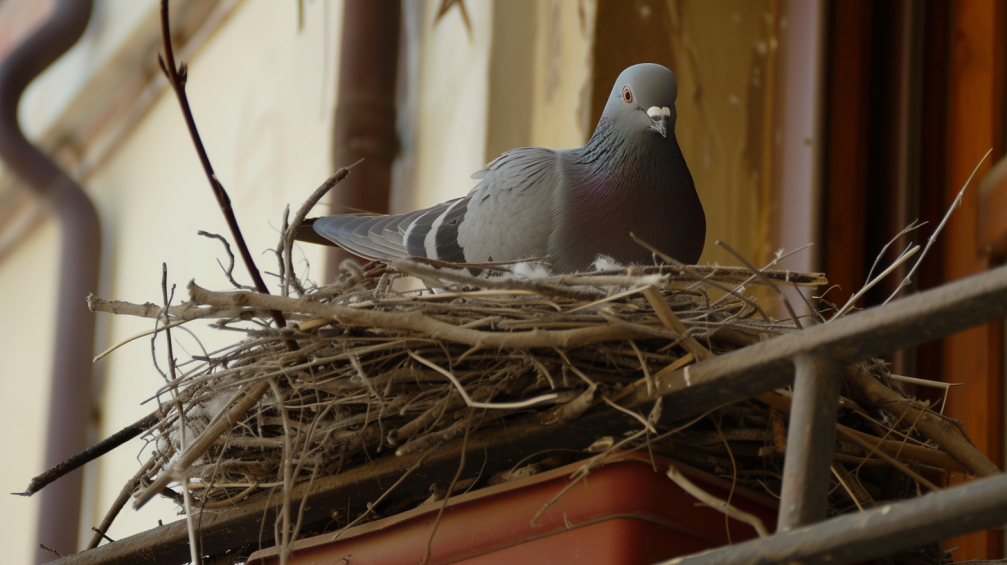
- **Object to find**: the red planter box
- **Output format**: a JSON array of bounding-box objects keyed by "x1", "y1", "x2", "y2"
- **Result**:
[{"x1": 248, "y1": 453, "x2": 778, "y2": 565}]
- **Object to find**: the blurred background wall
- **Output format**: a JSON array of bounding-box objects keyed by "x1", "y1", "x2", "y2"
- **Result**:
[{"x1": 0, "y1": 0, "x2": 1004, "y2": 562}]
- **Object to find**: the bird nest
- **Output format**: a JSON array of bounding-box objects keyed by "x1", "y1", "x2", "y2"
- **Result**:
[{"x1": 85, "y1": 254, "x2": 991, "y2": 562}]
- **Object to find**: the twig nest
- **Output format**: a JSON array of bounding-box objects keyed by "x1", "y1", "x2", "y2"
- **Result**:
[{"x1": 92, "y1": 258, "x2": 984, "y2": 565}]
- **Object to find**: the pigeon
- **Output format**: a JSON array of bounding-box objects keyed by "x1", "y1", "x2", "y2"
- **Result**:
[{"x1": 311, "y1": 63, "x2": 705, "y2": 274}]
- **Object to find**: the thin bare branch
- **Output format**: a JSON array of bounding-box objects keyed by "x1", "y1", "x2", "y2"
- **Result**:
[{"x1": 884, "y1": 148, "x2": 993, "y2": 304}]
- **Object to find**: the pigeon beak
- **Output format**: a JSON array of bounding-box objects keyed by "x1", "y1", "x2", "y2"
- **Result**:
[{"x1": 646, "y1": 106, "x2": 672, "y2": 138}]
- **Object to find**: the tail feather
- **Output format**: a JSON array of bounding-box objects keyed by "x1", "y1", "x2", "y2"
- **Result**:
[
  {"x1": 312, "y1": 195, "x2": 473, "y2": 264},
  {"x1": 349, "y1": 215, "x2": 404, "y2": 258},
  {"x1": 313, "y1": 215, "x2": 406, "y2": 261}
]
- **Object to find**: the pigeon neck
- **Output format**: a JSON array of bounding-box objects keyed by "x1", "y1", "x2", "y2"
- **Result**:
[
  {"x1": 575, "y1": 118, "x2": 687, "y2": 197},
  {"x1": 549, "y1": 116, "x2": 703, "y2": 271}
]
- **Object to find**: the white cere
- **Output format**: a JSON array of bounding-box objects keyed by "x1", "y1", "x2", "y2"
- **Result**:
[{"x1": 646, "y1": 106, "x2": 672, "y2": 119}]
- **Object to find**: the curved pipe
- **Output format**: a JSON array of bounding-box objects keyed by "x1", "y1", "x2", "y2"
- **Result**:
[{"x1": 0, "y1": 0, "x2": 99, "y2": 561}]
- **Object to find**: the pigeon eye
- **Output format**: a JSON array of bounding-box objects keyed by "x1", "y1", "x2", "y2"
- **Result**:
[{"x1": 622, "y1": 86, "x2": 633, "y2": 103}]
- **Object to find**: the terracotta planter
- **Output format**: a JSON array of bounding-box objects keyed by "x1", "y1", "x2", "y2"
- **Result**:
[{"x1": 248, "y1": 453, "x2": 778, "y2": 564}]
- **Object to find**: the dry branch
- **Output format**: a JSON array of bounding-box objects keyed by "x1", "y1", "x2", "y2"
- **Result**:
[
  {"x1": 844, "y1": 365, "x2": 999, "y2": 477},
  {"x1": 666, "y1": 465, "x2": 770, "y2": 537},
  {"x1": 187, "y1": 282, "x2": 658, "y2": 349}
]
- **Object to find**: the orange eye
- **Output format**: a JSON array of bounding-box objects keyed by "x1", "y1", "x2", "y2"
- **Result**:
[{"x1": 622, "y1": 86, "x2": 633, "y2": 103}]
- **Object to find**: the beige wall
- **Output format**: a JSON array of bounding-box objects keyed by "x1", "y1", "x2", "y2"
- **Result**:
[
  {"x1": 0, "y1": 217, "x2": 59, "y2": 562},
  {"x1": 85, "y1": 0, "x2": 340, "y2": 546},
  {"x1": 395, "y1": 0, "x2": 596, "y2": 214},
  {"x1": 1, "y1": 0, "x2": 341, "y2": 559},
  {"x1": 396, "y1": 0, "x2": 494, "y2": 212}
]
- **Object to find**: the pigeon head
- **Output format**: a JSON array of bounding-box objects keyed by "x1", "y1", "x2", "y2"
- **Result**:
[{"x1": 600, "y1": 63, "x2": 680, "y2": 140}]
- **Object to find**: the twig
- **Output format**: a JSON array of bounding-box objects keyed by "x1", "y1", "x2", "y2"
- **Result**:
[
  {"x1": 830, "y1": 465, "x2": 865, "y2": 511},
  {"x1": 887, "y1": 373, "x2": 964, "y2": 389},
  {"x1": 160, "y1": 264, "x2": 201, "y2": 565},
  {"x1": 666, "y1": 465, "x2": 770, "y2": 537},
  {"x1": 554, "y1": 348, "x2": 596, "y2": 386},
  {"x1": 289, "y1": 464, "x2": 321, "y2": 546},
  {"x1": 756, "y1": 390, "x2": 970, "y2": 474},
  {"x1": 198, "y1": 230, "x2": 254, "y2": 291},
  {"x1": 269, "y1": 380, "x2": 293, "y2": 565},
  {"x1": 282, "y1": 162, "x2": 362, "y2": 297},
  {"x1": 565, "y1": 284, "x2": 659, "y2": 314},
  {"x1": 158, "y1": 0, "x2": 292, "y2": 343},
  {"x1": 159, "y1": 266, "x2": 178, "y2": 385},
  {"x1": 87, "y1": 294, "x2": 249, "y2": 321},
  {"x1": 862, "y1": 221, "x2": 926, "y2": 290},
  {"x1": 601, "y1": 397, "x2": 656, "y2": 433},
  {"x1": 408, "y1": 351, "x2": 558, "y2": 409},
  {"x1": 134, "y1": 378, "x2": 273, "y2": 508},
  {"x1": 541, "y1": 273, "x2": 667, "y2": 288},
  {"x1": 887, "y1": 373, "x2": 963, "y2": 414},
  {"x1": 87, "y1": 456, "x2": 158, "y2": 549},
  {"x1": 632, "y1": 233, "x2": 776, "y2": 323},
  {"x1": 277, "y1": 207, "x2": 290, "y2": 297},
  {"x1": 884, "y1": 148, "x2": 993, "y2": 304},
  {"x1": 715, "y1": 240, "x2": 802, "y2": 329},
  {"x1": 650, "y1": 353, "x2": 695, "y2": 381},
  {"x1": 835, "y1": 427, "x2": 939, "y2": 491},
  {"x1": 94, "y1": 319, "x2": 188, "y2": 362},
  {"x1": 712, "y1": 414, "x2": 739, "y2": 543},
  {"x1": 684, "y1": 263, "x2": 825, "y2": 287},
  {"x1": 628, "y1": 341, "x2": 654, "y2": 395},
  {"x1": 16, "y1": 412, "x2": 159, "y2": 497},
  {"x1": 641, "y1": 286, "x2": 714, "y2": 360},
  {"x1": 422, "y1": 411, "x2": 472, "y2": 565},
  {"x1": 90, "y1": 527, "x2": 115, "y2": 544},
  {"x1": 710, "y1": 244, "x2": 815, "y2": 307},
  {"x1": 188, "y1": 282, "x2": 656, "y2": 349},
  {"x1": 538, "y1": 384, "x2": 600, "y2": 425},
  {"x1": 329, "y1": 446, "x2": 440, "y2": 541},
  {"x1": 844, "y1": 366, "x2": 999, "y2": 476},
  {"x1": 629, "y1": 232, "x2": 684, "y2": 267},
  {"x1": 830, "y1": 245, "x2": 920, "y2": 320},
  {"x1": 791, "y1": 281, "x2": 827, "y2": 324}
]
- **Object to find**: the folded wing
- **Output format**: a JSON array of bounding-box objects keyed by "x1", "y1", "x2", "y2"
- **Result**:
[{"x1": 312, "y1": 147, "x2": 561, "y2": 266}]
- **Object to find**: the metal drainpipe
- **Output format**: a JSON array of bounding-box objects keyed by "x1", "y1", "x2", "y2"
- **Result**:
[
  {"x1": 0, "y1": 0, "x2": 99, "y2": 561},
  {"x1": 325, "y1": 0, "x2": 401, "y2": 276}
]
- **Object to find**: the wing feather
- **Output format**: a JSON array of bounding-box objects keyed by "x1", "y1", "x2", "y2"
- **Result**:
[
  {"x1": 312, "y1": 147, "x2": 562, "y2": 267},
  {"x1": 459, "y1": 147, "x2": 561, "y2": 264}
]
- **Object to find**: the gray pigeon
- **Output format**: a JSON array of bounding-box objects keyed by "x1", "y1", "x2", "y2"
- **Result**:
[{"x1": 313, "y1": 63, "x2": 705, "y2": 273}]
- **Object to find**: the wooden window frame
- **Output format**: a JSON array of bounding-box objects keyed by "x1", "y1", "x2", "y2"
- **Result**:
[{"x1": 943, "y1": 0, "x2": 1006, "y2": 560}]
